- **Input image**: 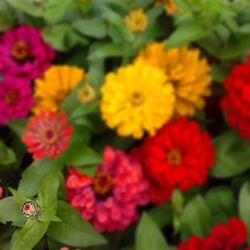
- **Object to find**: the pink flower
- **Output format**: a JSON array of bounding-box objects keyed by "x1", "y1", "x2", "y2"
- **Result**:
[
  {"x1": 22, "y1": 111, "x2": 72, "y2": 160},
  {"x1": 0, "y1": 186, "x2": 3, "y2": 199},
  {"x1": 0, "y1": 25, "x2": 55, "y2": 80},
  {"x1": 60, "y1": 248, "x2": 69, "y2": 250},
  {"x1": 0, "y1": 76, "x2": 34, "y2": 125},
  {"x1": 66, "y1": 147, "x2": 150, "y2": 232}
]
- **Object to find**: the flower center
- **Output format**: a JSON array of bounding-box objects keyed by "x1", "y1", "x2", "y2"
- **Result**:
[
  {"x1": 93, "y1": 171, "x2": 113, "y2": 197},
  {"x1": 42, "y1": 129, "x2": 58, "y2": 145},
  {"x1": 131, "y1": 92, "x2": 144, "y2": 106},
  {"x1": 4, "y1": 91, "x2": 18, "y2": 105},
  {"x1": 167, "y1": 149, "x2": 182, "y2": 166},
  {"x1": 11, "y1": 40, "x2": 30, "y2": 62},
  {"x1": 24, "y1": 204, "x2": 31, "y2": 211}
]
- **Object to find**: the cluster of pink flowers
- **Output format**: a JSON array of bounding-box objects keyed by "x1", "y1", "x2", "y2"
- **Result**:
[{"x1": 0, "y1": 25, "x2": 55, "y2": 125}]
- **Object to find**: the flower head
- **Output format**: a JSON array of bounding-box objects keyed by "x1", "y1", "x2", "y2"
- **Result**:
[
  {"x1": 101, "y1": 61, "x2": 175, "y2": 138},
  {"x1": 22, "y1": 111, "x2": 73, "y2": 160},
  {"x1": 136, "y1": 42, "x2": 212, "y2": 116},
  {"x1": 33, "y1": 65, "x2": 86, "y2": 114},
  {"x1": 133, "y1": 117, "x2": 215, "y2": 204},
  {"x1": 165, "y1": 0, "x2": 181, "y2": 14},
  {"x1": 0, "y1": 76, "x2": 34, "y2": 125},
  {"x1": 78, "y1": 84, "x2": 96, "y2": 104},
  {"x1": 66, "y1": 147, "x2": 150, "y2": 232},
  {"x1": 21, "y1": 201, "x2": 40, "y2": 219},
  {"x1": 124, "y1": 9, "x2": 148, "y2": 33},
  {"x1": 0, "y1": 25, "x2": 55, "y2": 80},
  {"x1": 221, "y1": 56, "x2": 250, "y2": 139}
]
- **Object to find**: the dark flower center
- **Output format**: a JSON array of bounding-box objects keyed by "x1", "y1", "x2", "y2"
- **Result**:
[
  {"x1": 131, "y1": 92, "x2": 144, "y2": 106},
  {"x1": 167, "y1": 149, "x2": 182, "y2": 166},
  {"x1": 4, "y1": 91, "x2": 18, "y2": 105},
  {"x1": 11, "y1": 40, "x2": 30, "y2": 63},
  {"x1": 42, "y1": 129, "x2": 58, "y2": 145},
  {"x1": 24, "y1": 204, "x2": 31, "y2": 211},
  {"x1": 93, "y1": 171, "x2": 113, "y2": 198}
]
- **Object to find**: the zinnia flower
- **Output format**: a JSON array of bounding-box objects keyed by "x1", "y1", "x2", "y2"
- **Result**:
[
  {"x1": 66, "y1": 147, "x2": 150, "y2": 232},
  {"x1": 22, "y1": 111, "x2": 72, "y2": 160},
  {"x1": 155, "y1": 0, "x2": 181, "y2": 14},
  {"x1": 101, "y1": 62, "x2": 175, "y2": 138},
  {"x1": 135, "y1": 42, "x2": 212, "y2": 116},
  {"x1": 77, "y1": 84, "x2": 96, "y2": 104},
  {"x1": 0, "y1": 76, "x2": 34, "y2": 125},
  {"x1": 177, "y1": 218, "x2": 248, "y2": 250},
  {"x1": 33, "y1": 65, "x2": 86, "y2": 114},
  {"x1": 133, "y1": 117, "x2": 215, "y2": 204},
  {"x1": 221, "y1": 56, "x2": 250, "y2": 139},
  {"x1": 124, "y1": 9, "x2": 148, "y2": 33},
  {"x1": 0, "y1": 25, "x2": 55, "y2": 80}
]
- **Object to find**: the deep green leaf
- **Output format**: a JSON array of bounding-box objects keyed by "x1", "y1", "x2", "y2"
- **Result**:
[
  {"x1": 149, "y1": 203, "x2": 172, "y2": 228},
  {"x1": 8, "y1": 119, "x2": 27, "y2": 138},
  {"x1": 0, "y1": 140, "x2": 16, "y2": 166}
]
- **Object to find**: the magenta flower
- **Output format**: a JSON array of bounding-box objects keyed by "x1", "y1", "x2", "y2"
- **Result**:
[
  {"x1": 0, "y1": 76, "x2": 34, "y2": 125},
  {"x1": 0, "y1": 25, "x2": 55, "y2": 80},
  {"x1": 66, "y1": 147, "x2": 150, "y2": 232}
]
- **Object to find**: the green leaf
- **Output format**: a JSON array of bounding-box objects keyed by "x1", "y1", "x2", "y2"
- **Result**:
[
  {"x1": 0, "y1": 140, "x2": 16, "y2": 165},
  {"x1": 136, "y1": 212, "x2": 169, "y2": 250},
  {"x1": 8, "y1": 119, "x2": 27, "y2": 138},
  {"x1": 10, "y1": 220, "x2": 50, "y2": 250},
  {"x1": 211, "y1": 130, "x2": 250, "y2": 178},
  {"x1": 5, "y1": 0, "x2": 43, "y2": 17},
  {"x1": 42, "y1": 25, "x2": 70, "y2": 51},
  {"x1": 0, "y1": 197, "x2": 25, "y2": 225},
  {"x1": 47, "y1": 201, "x2": 107, "y2": 247},
  {"x1": 9, "y1": 188, "x2": 30, "y2": 208},
  {"x1": 239, "y1": 181, "x2": 250, "y2": 243},
  {"x1": 205, "y1": 186, "x2": 237, "y2": 224},
  {"x1": 88, "y1": 59, "x2": 105, "y2": 88},
  {"x1": 65, "y1": 29, "x2": 89, "y2": 49},
  {"x1": 239, "y1": 24, "x2": 250, "y2": 34},
  {"x1": 180, "y1": 196, "x2": 212, "y2": 240},
  {"x1": 18, "y1": 158, "x2": 56, "y2": 197},
  {"x1": 149, "y1": 203, "x2": 172, "y2": 228},
  {"x1": 71, "y1": 102, "x2": 99, "y2": 120},
  {"x1": 72, "y1": 18, "x2": 107, "y2": 39},
  {"x1": 165, "y1": 24, "x2": 210, "y2": 49}
]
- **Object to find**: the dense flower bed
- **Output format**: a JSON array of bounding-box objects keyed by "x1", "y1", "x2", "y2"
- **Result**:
[{"x1": 0, "y1": 0, "x2": 250, "y2": 250}]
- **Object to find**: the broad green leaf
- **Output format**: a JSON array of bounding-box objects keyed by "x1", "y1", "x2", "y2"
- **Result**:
[
  {"x1": 18, "y1": 158, "x2": 56, "y2": 197},
  {"x1": 239, "y1": 24, "x2": 250, "y2": 34},
  {"x1": 5, "y1": 0, "x2": 43, "y2": 17},
  {"x1": 165, "y1": 24, "x2": 210, "y2": 49},
  {"x1": 136, "y1": 212, "x2": 169, "y2": 250},
  {"x1": 180, "y1": 196, "x2": 212, "y2": 240},
  {"x1": 149, "y1": 203, "x2": 172, "y2": 228},
  {"x1": 88, "y1": 59, "x2": 105, "y2": 88},
  {"x1": 42, "y1": 25, "x2": 70, "y2": 51},
  {"x1": 9, "y1": 188, "x2": 30, "y2": 208},
  {"x1": 71, "y1": 102, "x2": 99, "y2": 120},
  {"x1": 8, "y1": 119, "x2": 27, "y2": 138},
  {"x1": 0, "y1": 197, "x2": 25, "y2": 225},
  {"x1": 72, "y1": 18, "x2": 107, "y2": 39},
  {"x1": 65, "y1": 29, "x2": 89, "y2": 49},
  {"x1": 205, "y1": 186, "x2": 237, "y2": 224},
  {"x1": 0, "y1": 12, "x2": 14, "y2": 31},
  {"x1": 211, "y1": 130, "x2": 250, "y2": 178},
  {"x1": 47, "y1": 201, "x2": 107, "y2": 247},
  {"x1": 239, "y1": 181, "x2": 250, "y2": 243},
  {"x1": 10, "y1": 220, "x2": 50, "y2": 250},
  {"x1": 0, "y1": 140, "x2": 16, "y2": 165}
]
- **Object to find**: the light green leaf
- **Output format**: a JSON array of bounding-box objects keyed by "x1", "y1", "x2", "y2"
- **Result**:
[
  {"x1": 136, "y1": 212, "x2": 169, "y2": 250},
  {"x1": 47, "y1": 201, "x2": 107, "y2": 247},
  {"x1": 0, "y1": 140, "x2": 16, "y2": 165}
]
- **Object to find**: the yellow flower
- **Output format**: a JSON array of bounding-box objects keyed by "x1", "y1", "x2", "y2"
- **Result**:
[
  {"x1": 124, "y1": 9, "x2": 148, "y2": 33},
  {"x1": 78, "y1": 84, "x2": 96, "y2": 104},
  {"x1": 33, "y1": 65, "x2": 85, "y2": 113},
  {"x1": 101, "y1": 62, "x2": 175, "y2": 138},
  {"x1": 136, "y1": 42, "x2": 212, "y2": 116}
]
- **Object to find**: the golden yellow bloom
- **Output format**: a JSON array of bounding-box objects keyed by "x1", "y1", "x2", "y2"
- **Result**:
[
  {"x1": 101, "y1": 62, "x2": 175, "y2": 138},
  {"x1": 124, "y1": 9, "x2": 148, "y2": 33},
  {"x1": 78, "y1": 84, "x2": 96, "y2": 104},
  {"x1": 136, "y1": 42, "x2": 212, "y2": 116},
  {"x1": 33, "y1": 65, "x2": 85, "y2": 113}
]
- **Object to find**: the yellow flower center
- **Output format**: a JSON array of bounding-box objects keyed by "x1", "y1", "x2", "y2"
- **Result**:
[
  {"x1": 11, "y1": 40, "x2": 30, "y2": 62},
  {"x1": 93, "y1": 172, "x2": 113, "y2": 197},
  {"x1": 131, "y1": 92, "x2": 144, "y2": 106},
  {"x1": 77, "y1": 84, "x2": 96, "y2": 104},
  {"x1": 167, "y1": 149, "x2": 182, "y2": 166},
  {"x1": 4, "y1": 91, "x2": 18, "y2": 105}
]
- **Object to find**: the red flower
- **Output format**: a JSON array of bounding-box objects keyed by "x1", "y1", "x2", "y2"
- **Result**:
[
  {"x1": 133, "y1": 117, "x2": 215, "y2": 204},
  {"x1": 221, "y1": 56, "x2": 250, "y2": 139},
  {"x1": 177, "y1": 218, "x2": 248, "y2": 250}
]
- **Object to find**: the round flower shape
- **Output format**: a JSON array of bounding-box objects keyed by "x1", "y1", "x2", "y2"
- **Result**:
[
  {"x1": 124, "y1": 9, "x2": 148, "y2": 33},
  {"x1": 66, "y1": 147, "x2": 150, "y2": 232},
  {"x1": 21, "y1": 201, "x2": 40, "y2": 219},
  {"x1": 133, "y1": 117, "x2": 215, "y2": 204},
  {"x1": 77, "y1": 84, "x2": 96, "y2": 104},
  {"x1": 22, "y1": 111, "x2": 73, "y2": 160},
  {"x1": 221, "y1": 56, "x2": 250, "y2": 139},
  {"x1": 0, "y1": 76, "x2": 34, "y2": 125},
  {"x1": 177, "y1": 236, "x2": 205, "y2": 250},
  {"x1": 0, "y1": 25, "x2": 55, "y2": 80},
  {"x1": 33, "y1": 65, "x2": 85, "y2": 114},
  {"x1": 135, "y1": 42, "x2": 212, "y2": 116},
  {"x1": 101, "y1": 61, "x2": 175, "y2": 138}
]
